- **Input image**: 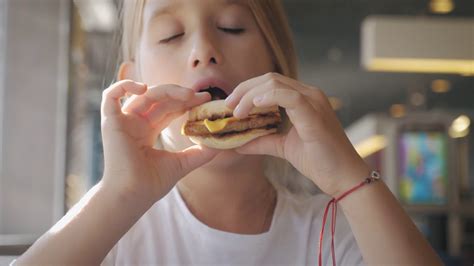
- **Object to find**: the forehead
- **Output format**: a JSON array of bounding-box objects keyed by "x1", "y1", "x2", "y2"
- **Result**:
[{"x1": 144, "y1": 0, "x2": 250, "y2": 21}]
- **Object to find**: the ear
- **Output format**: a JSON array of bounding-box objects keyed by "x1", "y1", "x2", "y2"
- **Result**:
[{"x1": 118, "y1": 61, "x2": 137, "y2": 81}]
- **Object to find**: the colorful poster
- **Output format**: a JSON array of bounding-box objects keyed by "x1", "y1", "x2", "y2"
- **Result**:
[{"x1": 398, "y1": 131, "x2": 448, "y2": 204}]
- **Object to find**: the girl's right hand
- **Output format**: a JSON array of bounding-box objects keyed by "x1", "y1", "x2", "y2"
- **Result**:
[{"x1": 100, "y1": 80, "x2": 218, "y2": 204}]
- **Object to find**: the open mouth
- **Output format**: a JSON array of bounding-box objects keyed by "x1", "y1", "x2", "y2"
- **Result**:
[{"x1": 199, "y1": 86, "x2": 229, "y2": 101}]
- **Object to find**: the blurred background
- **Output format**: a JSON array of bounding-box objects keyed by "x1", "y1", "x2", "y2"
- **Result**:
[{"x1": 0, "y1": 0, "x2": 472, "y2": 265}]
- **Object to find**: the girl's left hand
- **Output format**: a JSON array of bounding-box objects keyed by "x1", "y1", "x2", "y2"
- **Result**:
[{"x1": 225, "y1": 72, "x2": 371, "y2": 197}]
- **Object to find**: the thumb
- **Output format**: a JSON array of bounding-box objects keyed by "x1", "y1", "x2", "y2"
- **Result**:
[
  {"x1": 235, "y1": 134, "x2": 286, "y2": 159},
  {"x1": 173, "y1": 145, "x2": 220, "y2": 177}
]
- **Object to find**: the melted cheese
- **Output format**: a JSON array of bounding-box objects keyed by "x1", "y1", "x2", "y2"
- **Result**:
[{"x1": 203, "y1": 117, "x2": 236, "y2": 133}]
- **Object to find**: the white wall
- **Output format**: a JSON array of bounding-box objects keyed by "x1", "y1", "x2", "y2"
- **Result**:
[
  {"x1": 0, "y1": 0, "x2": 70, "y2": 246},
  {"x1": 0, "y1": 256, "x2": 16, "y2": 266},
  {"x1": 0, "y1": 0, "x2": 6, "y2": 234}
]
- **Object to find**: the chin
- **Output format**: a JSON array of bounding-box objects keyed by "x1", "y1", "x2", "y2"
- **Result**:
[{"x1": 202, "y1": 150, "x2": 263, "y2": 170}]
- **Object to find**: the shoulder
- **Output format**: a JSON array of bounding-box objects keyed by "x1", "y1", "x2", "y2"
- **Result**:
[
  {"x1": 101, "y1": 190, "x2": 178, "y2": 265},
  {"x1": 277, "y1": 188, "x2": 353, "y2": 235},
  {"x1": 275, "y1": 186, "x2": 335, "y2": 232},
  {"x1": 276, "y1": 187, "x2": 364, "y2": 265}
]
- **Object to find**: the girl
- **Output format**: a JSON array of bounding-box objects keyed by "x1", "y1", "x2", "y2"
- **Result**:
[{"x1": 15, "y1": 0, "x2": 442, "y2": 265}]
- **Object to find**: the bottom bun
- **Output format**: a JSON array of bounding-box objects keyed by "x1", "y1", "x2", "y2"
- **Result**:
[{"x1": 189, "y1": 128, "x2": 277, "y2": 150}]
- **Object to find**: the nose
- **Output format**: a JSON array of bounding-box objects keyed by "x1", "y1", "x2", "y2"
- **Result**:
[{"x1": 188, "y1": 31, "x2": 223, "y2": 69}]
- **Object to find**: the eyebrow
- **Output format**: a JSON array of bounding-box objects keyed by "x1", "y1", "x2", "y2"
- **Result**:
[{"x1": 147, "y1": 0, "x2": 248, "y2": 22}]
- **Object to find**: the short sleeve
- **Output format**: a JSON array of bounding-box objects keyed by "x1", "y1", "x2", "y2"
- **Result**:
[
  {"x1": 329, "y1": 210, "x2": 365, "y2": 266},
  {"x1": 309, "y1": 194, "x2": 366, "y2": 266},
  {"x1": 334, "y1": 223, "x2": 365, "y2": 266},
  {"x1": 100, "y1": 242, "x2": 119, "y2": 266}
]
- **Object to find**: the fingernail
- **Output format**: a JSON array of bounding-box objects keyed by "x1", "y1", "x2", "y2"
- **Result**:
[
  {"x1": 234, "y1": 104, "x2": 243, "y2": 118},
  {"x1": 196, "y1": 91, "x2": 210, "y2": 98},
  {"x1": 253, "y1": 95, "x2": 264, "y2": 104},
  {"x1": 225, "y1": 94, "x2": 235, "y2": 105}
]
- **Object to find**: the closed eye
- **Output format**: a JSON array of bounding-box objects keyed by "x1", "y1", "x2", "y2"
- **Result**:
[
  {"x1": 219, "y1": 27, "x2": 245, "y2": 34},
  {"x1": 159, "y1": 33, "x2": 184, "y2": 44},
  {"x1": 159, "y1": 28, "x2": 244, "y2": 44}
]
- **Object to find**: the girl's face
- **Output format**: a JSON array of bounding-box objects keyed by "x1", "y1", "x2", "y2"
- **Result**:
[{"x1": 135, "y1": 0, "x2": 275, "y2": 151}]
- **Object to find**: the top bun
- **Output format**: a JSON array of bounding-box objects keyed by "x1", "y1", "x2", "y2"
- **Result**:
[{"x1": 188, "y1": 99, "x2": 279, "y2": 121}]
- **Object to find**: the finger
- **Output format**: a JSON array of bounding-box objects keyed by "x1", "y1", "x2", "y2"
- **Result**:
[
  {"x1": 149, "y1": 110, "x2": 187, "y2": 134},
  {"x1": 275, "y1": 77, "x2": 330, "y2": 111},
  {"x1": 122, "y1": 85, "x2": 196, "y2": 115},
  {"x1": 228, "y1": 72, "x2": 328, "y2": 112},
  {"x1": 122, "y1": 85, "x2": 194, "y2": 115},
  {"x1": 145, "y1": 92, "x2": 211, "y2": 130},
  {"x1": 225, "y1": 72, "x2": 275, "y2": 109},
  {"x1": 235, "y1": 133, "x2": 286, "y2": 158},
  {"x1": 101, "y1": 80, "x2": 147, "y2": 117},
  {"x1": 121, "y1": 94, "x2": 139, "y2": 110},
  {"x1": 253, "y1": 88, "x2": 321, "y2": 142},
  {"x1": 148, "y1": 85, "x2": 196, "y2": 101},
  {"x1": 233, "y1": 78, "x2": 282, "y2": 119},
  {"x1": 269, "y1": 75, "x2": 316, "y2": 98},
  {"x1": 173, "y1": 145, "x2": 220, "y2": 178}
]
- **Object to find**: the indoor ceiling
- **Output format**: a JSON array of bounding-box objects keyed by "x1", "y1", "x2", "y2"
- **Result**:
[{"x1": 281, "y1": 0, "x2": 473, "y2": 126}]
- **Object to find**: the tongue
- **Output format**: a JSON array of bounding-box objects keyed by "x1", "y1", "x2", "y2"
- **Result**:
[{"x1": 201, "y1": 87, "x2": 228, "y2": 101}]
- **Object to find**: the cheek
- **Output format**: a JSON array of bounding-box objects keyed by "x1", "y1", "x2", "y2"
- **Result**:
[
  {"x1": 225, "y1": 34, "x2": 274, "y2": 77},
  {"x1": 139, "y1": 45, "x2": 186, "y2": 85},
  {"x1": 249, "y1": 35, "x2": 274, "y2": 71}
]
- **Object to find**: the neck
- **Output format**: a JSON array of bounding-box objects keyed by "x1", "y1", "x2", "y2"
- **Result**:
[{"x1": 177, "y1": 151, "x2": 277, "y2": 234}]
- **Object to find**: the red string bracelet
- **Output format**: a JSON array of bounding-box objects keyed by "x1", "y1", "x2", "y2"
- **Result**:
[{"x1": 318, "y1": 170, "x2": 381, "y2": 266}]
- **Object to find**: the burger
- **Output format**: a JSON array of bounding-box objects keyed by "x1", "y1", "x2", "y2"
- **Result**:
[{"x1": 181, "y1": 86, "x2": 282, "y2": 149}]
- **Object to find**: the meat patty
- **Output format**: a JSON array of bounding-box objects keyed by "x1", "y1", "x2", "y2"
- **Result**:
[{"x1": 183, "y1": 113, "x2": 281, "y2": 137}]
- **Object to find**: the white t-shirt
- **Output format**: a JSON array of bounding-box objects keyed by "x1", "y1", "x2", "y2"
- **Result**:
[{"x1": 101, "y1": 185, "x2": 364, "y2": 266}]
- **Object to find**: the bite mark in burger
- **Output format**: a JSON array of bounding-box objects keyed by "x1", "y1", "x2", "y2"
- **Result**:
[{"x1": 181, "y1": 87, "x2": 282, "y2": 150}]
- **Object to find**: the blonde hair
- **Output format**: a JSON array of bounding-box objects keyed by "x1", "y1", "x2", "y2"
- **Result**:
[{"x1": 119, "y1": 0, "x2": 318, "y2": 195}]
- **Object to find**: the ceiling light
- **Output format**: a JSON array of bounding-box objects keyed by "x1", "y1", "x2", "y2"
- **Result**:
[
  {"x1": 362, "y1": 16, "x2": 474, "y2": 76},
  {"x1": 431, "y1": 79, "x2": 451, "y2": 93},
  {"x1": 449, "y1": 115, "x2": 470, "y2": 138},
  {"x1": 367, "y1": 58, "x2": 473, "y2": 75},
  {"x1": 410, "y1": 92, "x2": 426, "y2": 106},
  {"x1": 390, "y1": 104, "x2": 406, "y2": 118},
  {"x1": 430, "y1": 0, "x2": 455, "y2": 14}
]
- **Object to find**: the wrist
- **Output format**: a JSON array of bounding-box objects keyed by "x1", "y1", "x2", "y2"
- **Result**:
[
  {"x1": 98, "y1": 178, "x2": 156, "y2": 210},
  {"x1": 329, "y1": 161, "x2": 372, "y2": 198}
]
